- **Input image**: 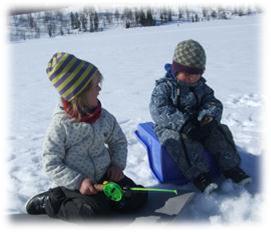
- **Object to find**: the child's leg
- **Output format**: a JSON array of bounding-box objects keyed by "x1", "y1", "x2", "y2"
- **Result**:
[
  {"x1": 44, "y1": 187, "x2": 111, "y2": 221},
  {"x1": 110, "y1": 176, "x2": 148, "y2": 213},
  {"x1": 164, "y1": 137, "x2": 219, "y2": 193},
  {"x1": 163, "y1": 137, "x2": 209, "y2": 180},
  {"x1": 203, "y1": 124, "x2": 241, "y2": 172}
]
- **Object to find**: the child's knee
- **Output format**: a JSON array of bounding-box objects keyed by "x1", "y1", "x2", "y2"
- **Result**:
[{"x1": 219, "y1": 124, "x2": 234, "y2": 141}]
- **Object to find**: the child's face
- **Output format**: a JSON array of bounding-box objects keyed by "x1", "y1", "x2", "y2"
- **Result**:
[
  {"x1": 176, "y1": 72, "x2": 201, "y2": 85},
  {"x1": 84, "y1": 79, "x2": 101, "y2": 108}
]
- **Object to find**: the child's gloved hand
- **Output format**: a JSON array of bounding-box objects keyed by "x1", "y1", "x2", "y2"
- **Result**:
[
  {"x1": 197, "y1": 109, "x2": 215, "y2": 123},
  {"x1": 200, "y1": 116, "x2": 213, "y2": 126},
  {"x1": 106, "y1": 165, "x2": 124, "y2": 182},
  {"x1": 181, "y1": 120, "x2": 202, "y2": 141},
  {"x1": 199, "y1": 118, "x2": 217, "y2": 138}
]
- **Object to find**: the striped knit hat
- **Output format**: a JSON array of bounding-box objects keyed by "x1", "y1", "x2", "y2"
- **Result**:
[
  {"x1": 46, "y1": 52, "x2": 100, "y2": 101},
  {"x1": 172, "y1": 39, "x2": 206, "y2": 75}
]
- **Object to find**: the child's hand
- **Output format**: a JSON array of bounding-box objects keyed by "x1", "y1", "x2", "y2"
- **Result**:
[
  {"x1": 200, "y1": 116, "x2": 213, "y2": 126},
  {"x1": 199, "y1": 118, "x2": 217, "y2": 139},
  {"x1": 181, "y1": 120, "x2": 201, "y2": 140},
  {"x1": 79, "y1": 178, "x2": 98, "y2": 195},
  {"x1": 106, "y1": 165, "x2": 124, "y2": 182}
]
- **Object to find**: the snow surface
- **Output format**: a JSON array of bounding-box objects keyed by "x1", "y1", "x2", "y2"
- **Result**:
[{"x1": 7, "y1": 15, "x2": 262, "y2": 223}]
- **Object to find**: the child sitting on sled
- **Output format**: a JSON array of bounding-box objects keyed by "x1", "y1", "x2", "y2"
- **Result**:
[
  {"x1": 26, "y1": 52, "x2": 147, "y2": 221},
  {"x1": 149, "y1": 39, "x2": 251, "y2": 194}
]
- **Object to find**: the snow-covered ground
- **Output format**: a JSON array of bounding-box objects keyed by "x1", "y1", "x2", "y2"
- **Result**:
[{"x1": 7, "y1": 15, "x2": 262, "y2": 223}]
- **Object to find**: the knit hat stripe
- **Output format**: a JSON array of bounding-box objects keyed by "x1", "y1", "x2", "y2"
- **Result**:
[
  {"x1": 65, "y1": 69, "x2": 98, "y2": 101},
  {"x1": 47, "y1": 53, "x2": 70, "y2": 79},
  {"x1": 57, "y1": 61, "x2": 92, "y2": 96},
  {"x1": 46, "y1": 52, "x2": 66, "y2": 75},
  {"x1": 52, "y1": 58, "x2": 82, "y2": 88},
  {"x1": 172, "y1": 61, "x2": 204, "y2": 75},
  {"x1": 48, "y1": 54, "x2": 74, "y2": 81},
  {"x1": 61, "y1": 65, "x2": 97, "y2": 100}
]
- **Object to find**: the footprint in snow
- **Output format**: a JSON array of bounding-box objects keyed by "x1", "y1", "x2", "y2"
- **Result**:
[{"x1": 226, "y1": 94, "x2": 261, "y2": 108}]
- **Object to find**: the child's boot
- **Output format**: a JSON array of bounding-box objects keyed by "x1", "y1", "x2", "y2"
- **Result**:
[
  {"x1": 223, "y1": 167, "x2": 252, "y2": 186},
  {"x1": 193, "y1": 173, "x2": 218, "y2": 194},
  {"x1": 25, "y1": 191, "x2": 49, "y2": 215}
]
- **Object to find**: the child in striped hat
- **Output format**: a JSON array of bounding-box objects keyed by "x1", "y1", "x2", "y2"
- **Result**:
[
  {"x1": 26, "y1": 52, "x2": 147, "y2": 221},
  {"x1": 150, "y1": 39, "x2": 251, "y2": 194}
]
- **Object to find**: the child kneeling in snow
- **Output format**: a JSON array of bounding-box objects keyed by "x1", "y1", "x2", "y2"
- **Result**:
[
  {"x1": 26, "y1": 53, "x2": 147, "y2": 221},
  {"x1": 149, "y1": 39, "x2": 251, "y2": 194}
]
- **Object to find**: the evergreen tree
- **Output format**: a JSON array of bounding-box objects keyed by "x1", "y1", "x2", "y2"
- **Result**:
[
  {"x1": 195, "y1": 13, "x2": 199, "y2": 22},
  {"x1": 47, "y1": 24, "x2": 52, "y2": 37},
  {"x1": 27, "y1": 13, "x2": 35, "y2": 29},
  {"x1": 114, "y1": 9, "x2": 120, "y2": 22},
  {"x1": 146, "y1": 9, "x2": 155, "y2": 26},
  {"x1": 134, "y1": 9, "x2": 141, "y2": 26},
  {"x1": 202, "y1": 7, "x2": 208, "y2": 19},
  {"x1": 238, "y1": 8, "x2": 245, "y2": 16},
  {"x1": 167, "y1": 9, "x2": 172, "y2": 22},
  {"x1": 139, "y1": 9, "x2": 146, "y2": 26},
  {"x1": 160, "y1": 8, "x2": 168, "y2": 23},
  {"x1": 34, "y1": 26, "x2": 40, "y2": 38},
  {"x1": 178, "y1": 8, "x2": 184, "y2": 20},
  {"x1": 185, "y1": 9, "x2": 191, "y2": 21},
  {"x1": 74, "y1": 12, "x2": 80, "y2": 29},
  {"x1": 80, "y1": 13, "x2": 87, "y2": 32},
  {"x1": 105, "y1": 11, "x2": 113, "y2": 25},
  {"x1": 123, "y1": 8, "x2": 134, "y2": 27},
  {"x1": 60, "y1": 28, "x2": 64, "y2": 36},
  {"x1": 191, "y1": 15, "x2": 195, "y2": 22},
  {"x1": 94, "y1": 11, "x2": 99, "y2": 31},
  {"x1": 211, "y1": 10, "x2": 218, "y2": 19},
  {"x1": 70, "y1": 12, "x2": 75, "y2": 29},
  {"x1": 43, "y1": 11, "x2": 52, "y2": 24}
]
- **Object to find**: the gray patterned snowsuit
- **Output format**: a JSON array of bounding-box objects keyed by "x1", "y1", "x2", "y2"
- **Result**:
[{"x1": 149, "y1": 72, "x2": 240, "y2": 180}]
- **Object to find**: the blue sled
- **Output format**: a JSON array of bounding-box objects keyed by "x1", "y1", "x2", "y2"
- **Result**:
[{"x1": 135, "y1": 122, "x2": 220, "y2": 185}]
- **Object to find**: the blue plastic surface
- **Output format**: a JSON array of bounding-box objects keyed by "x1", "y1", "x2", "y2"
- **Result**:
[{"x1": 135, "y1": 122, "x2": 220, "y2": 184}]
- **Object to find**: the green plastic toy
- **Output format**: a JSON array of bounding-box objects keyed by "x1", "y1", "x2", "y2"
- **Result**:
[{"x1": 102, "y1": 181, "x2": 178, "y2": 202}]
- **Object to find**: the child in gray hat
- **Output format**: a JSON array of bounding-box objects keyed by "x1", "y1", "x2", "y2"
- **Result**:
[{"x1": 149, "y1": 39, "x2": 251, "y2": 194}]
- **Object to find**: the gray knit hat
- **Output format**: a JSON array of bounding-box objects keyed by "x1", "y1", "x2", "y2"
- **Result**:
[{"x1": 172, "y1": 39, "x2": 206, "y2": 75}]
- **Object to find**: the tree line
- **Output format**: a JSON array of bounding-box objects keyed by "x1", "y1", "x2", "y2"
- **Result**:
[{"x1": 9, "y1": 6, "x2": 261, "y2": 41}]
